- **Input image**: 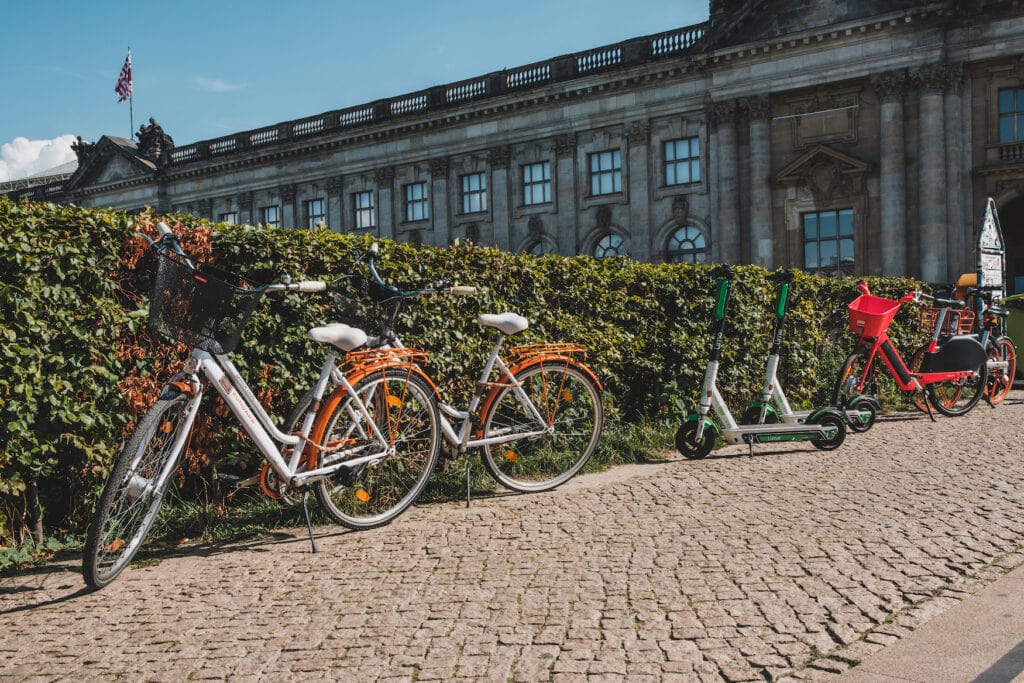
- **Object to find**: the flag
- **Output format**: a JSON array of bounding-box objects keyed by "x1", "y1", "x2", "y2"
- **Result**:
[{"x1": 115, "y1": 50, "x2": 132, "y2": 102}]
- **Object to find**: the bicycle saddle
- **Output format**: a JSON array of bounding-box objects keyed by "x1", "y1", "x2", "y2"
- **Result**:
[
  {"x1": 308, "y1": 323, "x2": 369, "y2": 351},
  {"x1": 477, "y1": 313, "x2": 529, "y2": 335}
]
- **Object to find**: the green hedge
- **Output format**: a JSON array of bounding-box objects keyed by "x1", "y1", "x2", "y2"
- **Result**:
[{"x1": 0, "y1": 198, "x2": 924, "y2": 544}]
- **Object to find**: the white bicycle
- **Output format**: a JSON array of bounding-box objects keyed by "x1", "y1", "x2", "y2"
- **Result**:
[{"x1": 83, "y1": 223, "x2": 440, "y2": 589}]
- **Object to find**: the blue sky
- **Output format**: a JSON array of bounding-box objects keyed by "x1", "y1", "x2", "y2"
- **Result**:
[{"x1": 0, "y1": 0, "x2": 709, "y2": 182}]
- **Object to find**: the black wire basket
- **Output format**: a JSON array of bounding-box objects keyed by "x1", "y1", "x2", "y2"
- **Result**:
[{"x1": 148, "y1": 252, "x2": 264, "y2": 354}]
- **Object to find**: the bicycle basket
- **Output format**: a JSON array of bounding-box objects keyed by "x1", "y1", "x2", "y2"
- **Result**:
[
  {"x1": 920, "y1": 307, "x2": 975, "y2": 335},
  {"x1": 148, "y1": 252, "x2": 264, "y2": 354},
  {"x1": 848, "y1": 293, "x2": 901, "y2": 338}
]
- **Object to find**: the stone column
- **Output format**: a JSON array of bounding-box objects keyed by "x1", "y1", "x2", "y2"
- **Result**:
[
  {"x1": 626, "y1": 120, "x2": 652, "y2": 261},
  {"x1": 745, "y1": 96, "x2": 773, "y2": 268},
  {"x1": 710, "y1": 100, "x2": 740, "y2": 264},
  {"x1": 489, "y1": 145, "x2": 512, "y2": 250},
  {"x1": 280, "y1": 184, "x2": 297, "y2": 229},
  {"x1": 943, "y1": 63, "x2": 966, "y2": 279},
  {"x1": 554, "y1": 133, "x2": 578, "y2": 255},
  {"x1": 913, "y1": 64, "x2": 948, "y2": 283},
  {"x1": 326, "y1": 177, "x2": 344, "y2": 233},
  {"x1": 430, "y1": 157, "x2": 450, "y2": 248},
  {"x1": 875, "y1": 70, "x2": 909, "y2": 277},
  {"x1": 375, "y1": 167, "x2": 395, "y2": 240}
]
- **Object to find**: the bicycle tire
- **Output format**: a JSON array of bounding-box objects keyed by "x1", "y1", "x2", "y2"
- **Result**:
[
  {"x1": 314, "y1": 370, "x2": 440, "y2": 530},
  {"x1": 986, "y1": 335, "x2": 1016, "y2": 404},
  {"x1": 479, "y1": 362, "x2": 603, "y2": 493},
  {"x1": 832, "y1": 350, "x2": 876, "y2": 407},
  {"x1": 927, "y1": 357, "x2": 987, "y2": 417},
  {"x1": 82, "y1": 394, "x2": 191, "y2": 589}
]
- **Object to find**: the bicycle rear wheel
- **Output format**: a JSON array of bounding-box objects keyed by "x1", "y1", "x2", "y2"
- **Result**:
[
  {"x1": 927, "y1": 359, "x2": 987, "y2": 416},
  {"x1": 314, "y1": 370, "x2": 440, "y2": 530},
  {"x1": 83, "y1": 395, "x2": 191, "y2": 589},
  {"x1": 480, "y1": 362, "x2": 603, "y2": 493},
  {"x1": 986, "y1": 335, "x2": 1016, "y2": 404}
]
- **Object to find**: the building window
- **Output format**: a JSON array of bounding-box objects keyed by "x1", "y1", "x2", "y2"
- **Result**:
[
  {"x1": 999, "y1": 87, "x2": 1024, "y2": 142},
  {"x1": 665, "y1": 137, "x2": 700, "y2": 186},
  {"x1": 353, "y1": 191, "x2": 376, "y2": 230},
  {"x1": 461, "y1": 172, "x2": 488, "y2": 214},
  {"x1": 589, "y1": 150, "x2": 622, "y2": 196},
  {"x1": 260, "y1": 205, "x2": 279, "y2": 227},
  {"x1": 219, "y1": 212, "x2": 238, "y2": 225},
  {"x1": 404, "y1": 182, "x2": 429, "y2": 222},
  {"x1": 593, "y1": 233, "x2": 625, "y2": 259},
  {"x1": 305, "y1": 198, "x2": 326, "y2": 229},
  {"x1": 523, "y1": 162, "x2": 551, "y2": 205},
  {"x1": 803, "y1": 208, "x2": 854, "y2": 276},
  {"x1": 526, "y1": 240, "x2": 557, "y2": 255},
  {"x1": 666, "y1": 226, "x2": 708, "y2": 263}
]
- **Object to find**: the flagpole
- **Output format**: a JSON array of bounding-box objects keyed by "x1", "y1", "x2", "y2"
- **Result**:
[{"x1": 128, "y1": 46, "x2": 133, "y2": 139}]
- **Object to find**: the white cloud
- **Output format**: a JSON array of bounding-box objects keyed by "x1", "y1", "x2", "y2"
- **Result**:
[
  {"x1": 195, "y1": 77, "x2": 245, "y2": 93},
  {"x1": 0, "y1": 135, "x2": 78, "y2": 183}
]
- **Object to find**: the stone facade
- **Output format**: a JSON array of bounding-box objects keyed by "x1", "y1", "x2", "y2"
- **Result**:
[{"x1": 11, "y1": 0, "x2": 1024, "y2": 289}]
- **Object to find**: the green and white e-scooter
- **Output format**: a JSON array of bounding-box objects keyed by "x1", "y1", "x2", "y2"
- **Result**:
[
  {"x1": 740, "y1": 269, "x2": 878, "y2": 432},
  {"x1": 675, "y1": 265, "x2": 847, "y2": 459}
]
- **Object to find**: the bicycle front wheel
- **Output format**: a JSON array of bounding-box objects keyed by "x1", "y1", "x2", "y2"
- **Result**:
[
  {"x1": 928, "y1": 358, "x2": 987, "y2": 417},
  {"x1": 480, "y1": 362, "x2": 603, "y2": 493},
  {"x1": 832, "y1": 350, "x2": 877, "y2": 407},
  {"x1": 987, "y1": 336, "x2": 1017, "y2": 404},
  {"x1": 83, "y1": 394, "x2": 191, "y2": 589},
  {"x1": 314, "y1": 370, "x2": 440, "y2": 530}
]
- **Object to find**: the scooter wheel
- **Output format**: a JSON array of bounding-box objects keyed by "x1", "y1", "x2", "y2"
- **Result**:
[
  {"x1": 810, "y1": 413, "x2": 846, "y2": 451},
  {"x1": 739, "y1": 406, "x2": 779, "y2": 425},
  {"x1": 846, "y1": 401, "x2": 876, "y2": 433},
  {"x1": 675, "y1": 421, "x2": 715, "y2": 459}
]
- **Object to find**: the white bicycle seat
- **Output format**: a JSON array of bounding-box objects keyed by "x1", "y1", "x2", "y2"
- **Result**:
[
  {"x1": 477, "y1": 313, "x2": 529, "y2": 336},
  {"x1": 307, "y1": 323, "x2": 369, "y2": 352}
]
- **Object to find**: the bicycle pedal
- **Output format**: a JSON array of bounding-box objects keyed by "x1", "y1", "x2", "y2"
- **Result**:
[{"x1": 214, "y1": 473, "x2": 242, "y2": 483}]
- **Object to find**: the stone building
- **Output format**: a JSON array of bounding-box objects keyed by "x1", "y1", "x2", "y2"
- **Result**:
[{"x1": 11, "y1": 0, "x2": 1024, "y2": 290}]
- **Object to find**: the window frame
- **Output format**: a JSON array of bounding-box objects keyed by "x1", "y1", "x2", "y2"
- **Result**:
[
  {"x1": 305, "y1": 198, "x2": 326, "y2": 229},
  {"x1": 353, "y1": 190, "x2": 376, "y2": 230},
  {"x1": 522, "y1": 161, "x2": 552, "y2": 206},
  {"x1": 593, "y1": 233, "x2": 625, "y2": 259},
  {"x1": 802, "y1": 207, "x2": 855, "y2": 277},
  {"x1": 404, "y1": 182, "x2": 429, "y2": 223},
  {"x1": 260, "y1": 205, "x2": 280, "y2": 227},
  {"x1": 460, "y1": 172, "x2": 488, "y2": 215},
  {"x1": 998, "y1": 87, "x2": 1024, "y2": 143},
  {"x1": 664, "y1": 137, "x2": 701, "y2": 187},
  {"x1": 589, "y1": 149, "x2": 622, "y2": 197},
  {"x1": 665, "y1": 225, "x2": 708, "y2": 263},
  {"x1": 218, "y1": 211, "x2": 238, "y2": 225}
]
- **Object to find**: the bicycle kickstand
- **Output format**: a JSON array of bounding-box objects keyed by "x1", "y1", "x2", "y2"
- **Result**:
[
  {"x1": 301, "y1": 491, "x2": 319, "y2": 553},
  {"x1": 920, "y1": 391, "x2": 937, "y2": 422}
]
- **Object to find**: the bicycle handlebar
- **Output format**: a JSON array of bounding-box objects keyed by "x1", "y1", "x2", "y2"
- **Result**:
[
  {"x1": 149, "y1": 221, "x2": 326, "y2": 294},
  {"x1": 365, "y1": 242, "x2": 475, "y2": 299}
]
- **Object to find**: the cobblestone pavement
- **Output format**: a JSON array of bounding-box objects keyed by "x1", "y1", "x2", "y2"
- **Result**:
[{"x1": 4, "y1": 394, "x2": 1024, "y2": 682}]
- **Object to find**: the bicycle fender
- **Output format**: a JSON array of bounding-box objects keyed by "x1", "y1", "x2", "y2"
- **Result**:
[
  {"x1": 158, "y1": 373, "x2": 198, "y2": 400},
  {"x1": 505, "y1": 354, "x2": 604, "y2": 391},
  {"x1": 304, "y1": 361, "x2": 440, "y2": 466}
]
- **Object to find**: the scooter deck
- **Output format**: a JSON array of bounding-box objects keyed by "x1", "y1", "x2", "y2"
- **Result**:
[{"x1": 721, "y1": 421, "x2": 838, "y2": 445}]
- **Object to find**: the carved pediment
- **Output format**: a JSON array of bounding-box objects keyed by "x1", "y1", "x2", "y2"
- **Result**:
[
  {"x1": 65, "y1": 135, "x2": 156, "y2": 192},
  {"x1": 775, "y1": 145, "x2": 871, "y2": 202}
]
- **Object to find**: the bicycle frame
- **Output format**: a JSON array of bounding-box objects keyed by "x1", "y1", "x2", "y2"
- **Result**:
[
  {"x1": 848, "y1": 286, "x2": 981, "y2": 394},
  {"x1": 159, "y1": 347, "x2": 396, "y2": 498}
]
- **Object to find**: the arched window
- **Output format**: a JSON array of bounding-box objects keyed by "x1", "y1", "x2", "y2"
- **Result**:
[
  {"x1": 666, "y1": 225, "x2": 708, "y2": 263},
  {"x1": 593, "y1": 233, "x2": 625, "y2": 259},
  {"x1": 526, "y1": 240, "x2": 557, "y2": 255}
]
